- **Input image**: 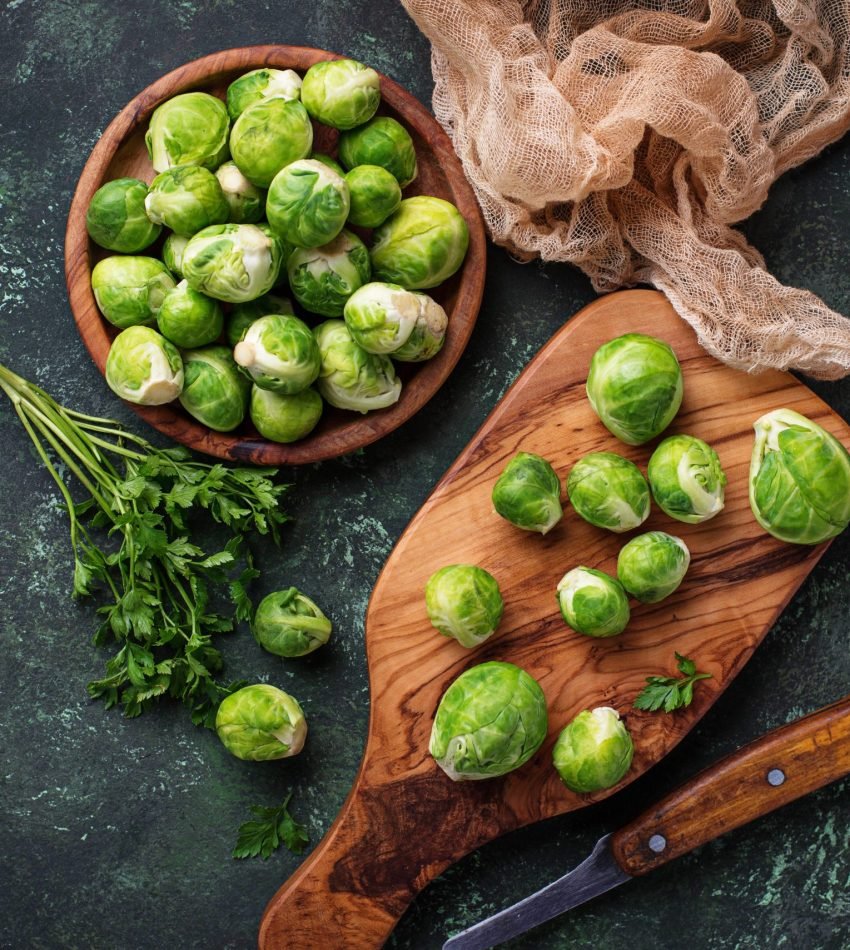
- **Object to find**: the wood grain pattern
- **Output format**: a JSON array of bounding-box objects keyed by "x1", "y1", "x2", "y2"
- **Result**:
[
  {"x1": 64, "y1": 46, "x2": 486, "y2": 465},
  {"x1": 259, "y1": 289, "x2": 850, "y2": 949}
]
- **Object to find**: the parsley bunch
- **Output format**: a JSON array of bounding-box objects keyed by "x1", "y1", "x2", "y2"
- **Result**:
[{"x1": 633, "y1": 652, "x2": 713, "y2": 713}]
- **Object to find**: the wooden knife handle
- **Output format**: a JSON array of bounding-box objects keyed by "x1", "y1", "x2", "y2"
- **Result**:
[{"x1": 611, "y1": 695, "x2": 850, "y2": 876}]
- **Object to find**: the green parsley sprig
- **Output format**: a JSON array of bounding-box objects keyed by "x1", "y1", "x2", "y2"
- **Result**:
[
  {"x1": 232, "y1": 792, "x2": 309, "y2": 859},
  {"x1": 634, "y1": 652, "x2": 713, "y2": 713}
]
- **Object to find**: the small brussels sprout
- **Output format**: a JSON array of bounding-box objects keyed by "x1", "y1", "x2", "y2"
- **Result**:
[
  {"x1": 226, "y1": 68, "x2": 302, "y2": 120},
  {"x1": 162, "y1": 233, "x2": 189, "y2": 279},
  {"x1": 556, "y1": 567, "x2": 630, "y2": 638},
  {"x1": 392, "y1": 293, "x2": 448, "y2": 362},
  {"x1": 301, "y1": 59, "x2": 381, "y2": 130},
  {"x1": 250, "y1": 385, "x2": 323, "y2": 443},
  {"x1": 429, "y1": 661, "x2": 548, "y2": 781},
  {"x1": 370, "y1": 196, "x2": 469, "y2": 290},
  {"x1": 553, "y1": 707, "x2": 634, "y2": 794},
  {"x1": 105, "y1": 325, "x2": 184, "y2": 406},
  {"x1": 749, "y1": 408, "x2": 850, "y2": 544},
  {"x1": 617, "y1": 531, "x2": 690, "y2": 603},
  {"x1": 182, "y1": 223, "x2": 283, "y2": 303},
  {"x1": 229, "y1": 98, "x2": 313, "y2": 188},
  {"x1": 491, "y1": 452, "x2": 563, "y2": 534},
  {"x1": 214, "y1": 160, "x2": 265, "y2": 224},
  {"x1": 226, "y1": 293, "x2": 295, "y2": 347},
  {"x1": 424, "y1": 564, "x2": 503, "y2": 648},
  {"x1": 648, "y1": 434, "x2": 727, "y2": 524},
  {"x1": 85, "y1": 178, "x2": 161, "y2": 253},
  {"x1": 310, "y1": 152, "x2": 346, "y2": 176},
  {"x1": 252, "y1": 587, "x2": 332, "y2": 657},
  {"x1": 156, "y1": 280, "x2": 224, "y2": 348},
  {"x1": 145, "y1": 92, "x2": 230, "y2": 173},
  {"x1": 338, "y1": 116, "x2": 418, "y2": 187},
  {"x1": 178, "y1": 345, "x2": 250, "y2": 431},
  {"x1": 91, "y1": 256, "x2": 176, "y2": 329},
  {"x1": 266, "y1": 159, "x2": 350, "y2": 249},
  {"x1": 342, "y1": 281, "x2": 419, "y2": 354},
  {"x1": 314, "y1": 319, "x2": 401, "y2": 413},
  {"x1": 586, "y1": 334, "x2": 683, "y2": 446},
  {"x1": 234, "y1": 313, "x2": 321, "y2": 394},
  {"x1": 344, "y1": 164, "x2": 402, "y2": 229},
  {"x1": 287, "y1": 230, "x2": 370, "y2": 317},
  {"x1": 144, "y1": 164, "x2": 229, "y2": 236},
  {"x1": 215, "y1": 683, "x2": 307, "y2": 761},
  {"x1": 566, "y1": 452, "x2": 650, "y2": 533}
]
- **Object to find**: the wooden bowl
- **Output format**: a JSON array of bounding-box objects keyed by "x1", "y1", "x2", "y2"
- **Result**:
[{"x1": 65, "y1": 46, "x2": 486, "y2": 465}]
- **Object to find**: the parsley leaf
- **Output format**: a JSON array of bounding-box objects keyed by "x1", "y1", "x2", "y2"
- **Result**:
[
  {"x1": 232, "y1": 793, "x2": 309, "y2": 860},
  {"x1": 633, "y1": 652, "x2": 713, "y2": 713}
]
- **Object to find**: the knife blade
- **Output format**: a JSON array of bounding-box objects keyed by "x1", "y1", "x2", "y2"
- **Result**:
[{"x1": 444, "y1": 693, "x2": 850, "y2": 950}]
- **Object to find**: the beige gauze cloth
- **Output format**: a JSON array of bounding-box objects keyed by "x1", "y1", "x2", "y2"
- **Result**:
[{"x1": 400, "y1": 0, "x2": 850, "y2": 379}]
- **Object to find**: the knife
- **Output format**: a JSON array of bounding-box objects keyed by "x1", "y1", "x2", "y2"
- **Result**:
[{"x1": 444, "y1": 694, "x2": 850, "y2": 950}]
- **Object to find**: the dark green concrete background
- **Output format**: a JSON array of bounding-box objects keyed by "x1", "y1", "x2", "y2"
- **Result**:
[{"x1": 1, "y1": 2, "x2": 848, "y2": 948}]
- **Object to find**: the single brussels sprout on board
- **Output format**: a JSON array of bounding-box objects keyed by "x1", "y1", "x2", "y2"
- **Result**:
[
  {"x1": 648, "y1": 434, "x2": 727, "y2": 524},
  {"x1": 429, "y1": 661, "x2": 548, "y2": 781},
  {"x1": 310, "y1": 152, "x2": 346, "y2": 176},
  {"x1": 226, "y1": 293, "x2": 295, "y2": 347},
  {"x1": 156, "y1": 280, "x2": 224, "y2": 349},
  {"x1": 162, "y1": 233, "x2": 189, "y2": 279},
  {"x1": 234, "y1": 313, "x2": 321, "y2": 394},
  {"x1": 749, "y1": 408, "x2": 850, "y2": 544},
  {"x1": 392, "y1": 293, "x2": 448, "y2": 362},
  {"x1": 491, "y1": 451, "x2": 563, "y2": 535},
  {"x1": 145, "y1": 91, "x2": 230, "y2": 173},
  {"x1": 556, "y1": 567, "x2": 630, "y2": 638},
  {"x1": 287, "y1": 230, "x2": 371, "y2": 317},
  {"x1": 617, "y1": 531, "x2": 690, "y2": 603},
  {"x1": 344, "y1": 164, "x2": 402, "y2": 229},
  {"x1": 215, "y1": 683, "x2": 307, "y2": 761},
  {"x1": 342, "y1": 281, "x2": 420, "y2": 354},
  {"x1": 252, "y1": 587, "x2": 332, "y2": 657},
  {"x1": 182, "y1": 223, "x2": 283, "y2": 303},
  {"x1": 586, "y1": 333, "x2": 683, "y2": 445},
  {"x1": 370, "y1": 196, "x2": 469, "y2": 290},
  {"x1": 301, "y1": 58, "x2": 381, "y2": 130},
  {"x1": 105, "y1": 325, "x2": 184, "y2": 406},
  {"x1": 178, "y1": 346, "x2": 250, "y2": 432},
  {"x1": 215, "y1": 160, "x2": 265, "y2": 224},
  {"x1": 91, "y1": 256, "x2": 176, "y2": 329},
  {"x1": 424, "y1": 564, "x2": 504, "y2": 648},
  {"x1": 226, "y1": 67, "x2": 303, "y2": 120},
  {"x1": 86, "y1": 178, "x2": 161, "y2": 253},
  {"x1": 229, "y1": 98, "x2": 313, "y2": 188},
  {"x1": 144, "y1": 164, "x2": 229, "y2": 236},
  {"x1": 266, "y1": 159, "x2": 350, "y2": 249},
  {"x1": 553, "y1": 707, "x2": 634, "y2": 794},
  {"x1": 314, "y1": 319, "x2": 401, "y2": 413},
  {"x1": 338, "y1": 116, "x2": 418, "y2": 187},
  {"x1": 250, "y1": 385, "x2": 323, "y2": 443},
  {"x1": 566, "y1": 452, "x2": 650, "y2": 533}
]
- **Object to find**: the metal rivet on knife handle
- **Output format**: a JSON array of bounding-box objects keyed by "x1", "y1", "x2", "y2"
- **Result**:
[
  {"x1": 648, "y1": 834, "x2": 667, "y2": 853},
  {"x1": 766, "y1": 768, "x2": 786, "y2": 786}
]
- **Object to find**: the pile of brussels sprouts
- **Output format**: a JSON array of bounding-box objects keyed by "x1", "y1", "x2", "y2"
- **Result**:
[{"x1": 87, "y1": 59, "x2": 470, "y2": 443}]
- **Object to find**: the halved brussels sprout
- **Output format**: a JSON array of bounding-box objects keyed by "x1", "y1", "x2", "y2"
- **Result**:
[
  {"x1": 392, "y1": 293, "x2": 448, "y2": 362},
  {"x1": 162, "y1": 233, "x2": 189, "y2": 279},
  {"x1": 178, "y1": 346, "x2": 250, "y2": 431},
  {"x1": 370, "y1": 196, "x2": 469, "y2": 290},
  {"x1": 229, "y1": 98, "x2": 313, "y2": 188},
  {"x1": 425, "y1": 564, "x2": 504, "y2": 648},
  {"x1": 342, "y1": 281, "x2": 419, "y2": 354},
  {"x1": 266, "y1": 159, "x2": 350, "y2": 249},
  {"x1": 553, "y1": 707, "x2": 634, "y2": 794},
  {"x1": 617, "y1": 531, "x2": 690, "y2": 603},
  {"x1": 215, "y1": 160, "x2": 265, "y2": 224},
  {"x1": 252, "y1": 587, "x2": 332, "y2": 657},
  {"x1": 429, "y1": 661, "x2": 548, "y2": 781},
  {"x1": 492, "y1": 452, "x2": 563, "y2": 534},
  {"x1": 215, "y1": 683, "x2": 307, "y2": 761},
  {"x1": 313, "y1": 319, "x2": 401, "y2": 413},
  {"x1": 234, "y1": 313, "x2": 321, "y2": 394},
  {"x1": 144, "y1": 164, "x2": 229, "y2": 236},
  {"x1": 586, "y1": 334, "x2": 683, "y2": 445},
  {"x1": 310, "y1": 152, "x2": 346, "y2": 176},
  {"x1": 287, "y1": 230, "x2": 370, "y2": 317},
  {"x1": 105, "y1": 325, "x2": 184, "y2": 406},
  {"x1": 250, "y1": 385, "x2": 323, "y2": 443},
  {"x1": 145, "y1": 92, "x2": 230, "y2": 173},
  {"x1": 156, "y1": 280, "x2": 224, "y2": 348},
  {"x1": 91, "y1": 256, "x2": 176, "y2": 329},
  {"x1": 301, "y1": 59, "x2": 381, "y2": 130},
  {"x1": 226, "y1": 293, "x2": 295, "y2": 347},
  {"x1": 567, "y1": 452, "x2": 650, "y2": 533},
  {"x1": 345, "y1": 164, "x2": 402, "y2": 229},
  {"x1": 226, "y1": 68, "x2": 302, "y2": 120},
  {"x1": 749, "y1": 408, "x2": 850, "y2": 544},
  {"x1": 648, "y1": 434, "x2": 727, "y2": 524},
  {"x1": 338, "y1": 116, "x2": 418, "y2": 187},
  {"x1": 86, "y1": 178, "x2": 161, "y2": 253},
  {"x1": 556, "y1": 567, "x2": 630, "y2": 638},
  {"x1": 182, "y1": 223, "x2": 283, "y2": 303}
]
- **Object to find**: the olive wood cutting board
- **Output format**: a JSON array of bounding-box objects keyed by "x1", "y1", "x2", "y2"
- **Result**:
[{"x1": 259, "y1": 289, "x2": 849, "y2": 949}]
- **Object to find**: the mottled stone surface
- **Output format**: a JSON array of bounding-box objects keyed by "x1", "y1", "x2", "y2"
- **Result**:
[{"x1": 1, "y1": 2, "x2": 848, "y2": 948}]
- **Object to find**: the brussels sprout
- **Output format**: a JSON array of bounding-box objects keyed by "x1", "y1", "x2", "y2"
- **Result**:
[
  {"x1": 250, "y1": 385, "x2": 323, "y2": 443},
  {"x1": 301, "y1": 59, "x2": 381, "y2": 130},
  {"x1": 370, "y1": 196, "x2": 469, "y2": 290},
  {"x1": 85, "y1": 178, "x2": 161, "y2": 253},
  {"x1": 215, "y1": 683, "x2": 307, "y2": 761},
  {"x1": 233, "y1": 313, "x2": 321, "y2": 394},
  {"x1": 145, "y1": 92, "x2": 230, "y2": 173},
  {"x1": 429, "y1": 661, "x2": 548, "y2": 781},
  {"x1": 314, "y1": 319, "x2": 401, "y2": 413},
  {"x1": 556, "y1": 567, "x2": 630, "y2": 638},
  {"x1": 156, "y1": 280, "x2": 224, "y2": 348},
  {"x1": 749, "y1": 408, "x2": 850, "y2": 544},
  {"x1": 566, "y1": 452, "x2": 650, "y2": 533},
  {"x1": 162, "y1": 233, "x2": 189, "y2": 278},
  {"x1": 287, "y1": 230, "x2": 370, "y2": 317},
  {"x1": 586, "y1": 334, "x2": 683, "y2": 446},
  {"x1": 226, "y1": 68, "x2": 302, "y2": 120},
  {"x1": 266, "y1": 159, "x2": 350, "y2": 249},
  {"x1": 229, "y1": 98, "x2": 313, "y2": 188},
  {"x1": 342, "y1": 281, "x2": 418, "y2": 353},
  {"x1": 552, "y1": 707, "x2": 634, "y2": 794},
  {"x1": 226, "y1": 293, "x2": 295, "y2": 347},
  {"x1": 392, "y1": 293, "x2": 448, "y2": 362},
  {"x1": 338, "y1": 116, "x2": 418, "y2": 187},
  {"x1": 214, "y1": 160, "x2": 265, "y2": 224},
  {"x1": 182, "y1": 223, "x2": 283, "y2": 303},
  {"x1": 344, "y1": 164, "x2": 402, "y2": 229},
  {"x1": 491, "y1": 452, "x2": 563, "y2": 534},
  {"x1": 648, "y1": 434, "x2": 727, "y2": 524},
  {"x1": 617, "y1": 531, "x2": 690, "y2": 603},
  {"x1": 91, "y1": 256, "x2": 176, "y2": 329},
  {"x1": 252, "y1": 587, "x2": 332, "y2": 657},
  {"x1": 105, "y1": 325, "x2": 184, "y2": 406},
  {"x1": 424, "y1": 564, "x2": 503, "y2": 648},
  {"x1": 144, "y1": 164, "x2": 229, "y2": 236},
  {"x1": 178, "y1": 346, "x2": 250, "y2": 431},
  {"x1": 310, "y1": 152, "x2": 346, "y2": 176}
]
